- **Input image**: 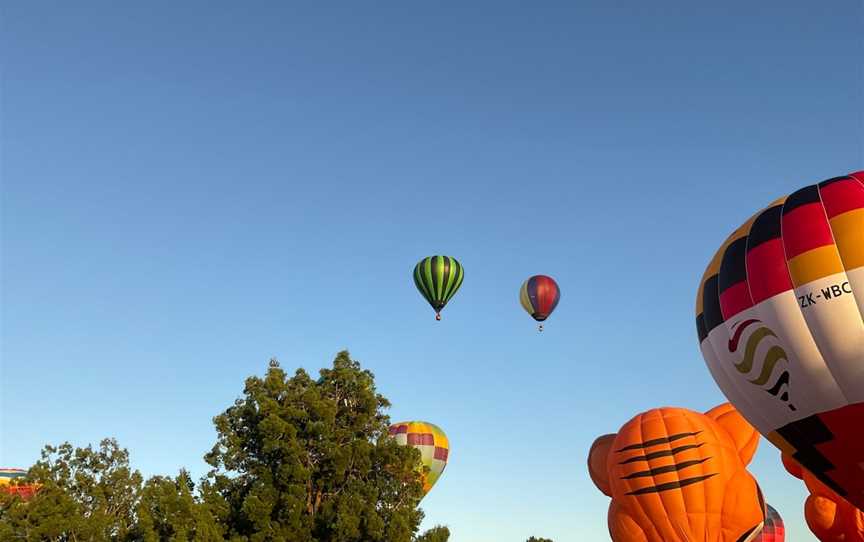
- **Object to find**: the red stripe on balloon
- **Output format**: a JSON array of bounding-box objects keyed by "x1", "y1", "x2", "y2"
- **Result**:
[
  {"x1": 434, "y1": 447, "x2": 449, "y2": 461},
  {"x1": 719, "y1": 281, "x2": 753, "y2": 319},
  {"x1": 781, "y1": 203, "x2": 835, "y2": 260},
  {"x1": 820, "y1": 177, "x2": 864, "y2": 218},
  {"x1": 407, "y1": 433, "x2": 435, "y2": 446},
  {"x1": 746, "y1": 239, "x2": 793, "y2": 303},
  {"x1": 389, "y1": 425, "x2": 408, "y2": 435}
]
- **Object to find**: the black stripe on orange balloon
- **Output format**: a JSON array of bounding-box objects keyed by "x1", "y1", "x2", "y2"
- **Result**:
[
  {"x1": 616, "y1": 431, "x2": 702, "y2": 452},
  {"x1": 625, "y1": 474, "x2": 718, "y2": 496},
  {"x1": 618, "y1": 443, "x2": 705, "y2": 464},
  {"x1": 746, "y1": 206, "x2": 792, "y2": 304},
  {"x1": 620, "y1": 458, "x2": 711, "y2": 480}
]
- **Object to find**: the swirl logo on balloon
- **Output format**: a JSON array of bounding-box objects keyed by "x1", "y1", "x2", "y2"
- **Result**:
[{"x1": 728, "y1": 319, "x2": 794, "y2": 411}]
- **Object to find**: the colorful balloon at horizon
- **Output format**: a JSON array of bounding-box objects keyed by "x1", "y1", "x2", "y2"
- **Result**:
[
  {"x1": 695, "y1": 171, "x2": 864, "y2": 511},
  {"x1": 519, "y1": 275, "x2": 560, "y2": 331},
  {"x1": 0, "y1": 468, "x2": 38, "y2": 501},
  {"x1": 0, "y1": 468, "x2": 26, "y2": 486},
  {"x1": 588, "y1": 403, "x2": 767, "y2": 542},
  {"x1": 413, "y1": 256, "x2": 464, "y2": 321},
  {"x1": 755, "y1": 504, "x2": 784, "y2": 542},
  {"x1": 388, "y1": 421, "x2": 449, "y2": 495}
]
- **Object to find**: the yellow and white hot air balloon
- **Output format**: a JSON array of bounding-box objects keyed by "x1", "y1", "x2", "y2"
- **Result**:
[{"x1": 388, "y1": 421, "x2": 449, "y2": 495}]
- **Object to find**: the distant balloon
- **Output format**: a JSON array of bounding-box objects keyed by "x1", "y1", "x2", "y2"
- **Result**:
[
  {"x1": 388, "y1": 421, "x2": 449, "y2": 495},
  {"x1": 0, "y1": 469, "x2": 26, "y2": 486},
  {"x1": 519, "y1": 275, "x2": 560, "y2": 331},
  {"x1": 756, "y1": 504, "x2": 784, "y2": 542},
  {"x1": 413, "y1": 256, "x2": 464, "y2": 320},
  {"x1": 0, "y1": 468, "x2": 38, "y2": 501},
  {"x1": 696, "y1": 171, "x2": 864, "y2": 511}
]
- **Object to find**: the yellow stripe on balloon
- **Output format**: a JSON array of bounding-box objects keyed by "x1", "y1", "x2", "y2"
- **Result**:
[
  {"x1": 519, "y1": 282, "x2": 533, "y2": 314},
  {"x1": 786, "y1": 245, "x2": 845, "y2": 287},
  {"x1": 829, "y1": 208, "x2": 864, "y2": 271}
]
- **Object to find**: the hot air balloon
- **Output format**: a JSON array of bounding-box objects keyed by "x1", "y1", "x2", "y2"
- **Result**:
[
  {"x1": 695, "y1": 171, "x2": 864, "y2": 511},
  {"x1": 519, "y1": 275, "x2": 560, "y2": 331},
  {"x1": 388, "y1": 421, "x2": 449, "y2": 495},
  {"x1": 588, "y1": 403, "x2": 766, "y2": 542},
  {"x1": 0, "y1": 468, "x2": 26, "y2": 486},
  {"x1": 413, "y1": 256, "x2": 464, "y2": 320},
  {"x1": 755, "y1": 504, "x2": 784, "y2": 542},
  {"x1": 0, "y1": 468, "x2": 38, "y2": 501},
  {"x1": 782, "y1": 452, "x2": 864, "y2": 541}
]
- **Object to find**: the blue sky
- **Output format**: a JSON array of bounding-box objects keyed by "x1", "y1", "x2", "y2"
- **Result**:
[{"x1": 2, "y1": 2, "x2": 862, "y2": 540}]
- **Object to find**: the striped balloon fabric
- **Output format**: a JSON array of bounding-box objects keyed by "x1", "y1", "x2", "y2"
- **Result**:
[
  {"x1": 388, "y1": 421, "x2": 449, "y2": 495},
  {"x1": 696, "y1": 171, "x2": 864, "y2": 511},
  {"x1": 413, "y1": 256, "x2": 464, "y2": 320},
  {"x1": 0, "y1": 468, "x2": 26, "y2": 485},
  {"x1": 0, "y1": 468, "x2": 38, "y2": 500},
  {"x1": 755, "y1": 504, "x2": 784, "y2": 542},
  {"x1": 519, "y1": 275, "x2": 560, "y2": 331}
]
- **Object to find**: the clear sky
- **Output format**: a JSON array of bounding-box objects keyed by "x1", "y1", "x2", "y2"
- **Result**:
[{"x1": 2, "y1": 2, "x2": 863, "y2": 540}]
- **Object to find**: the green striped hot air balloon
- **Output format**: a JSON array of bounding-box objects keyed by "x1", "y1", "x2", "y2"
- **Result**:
[{"x1": 413, "y1": 255, "x2": 464, "y2": 320}]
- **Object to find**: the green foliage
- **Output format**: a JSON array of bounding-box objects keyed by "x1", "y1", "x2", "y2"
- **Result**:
[
  {"x1": 0, "y1": 440, "x2": 219, "y2": 542},
  {"x1": 0, "y1": 439, "x2": 143, "y2": 541},
  {"x1": 135, "y1": 470, "x2": 224, "y2": 541},
  {"x1": 0, "y1": 351, "x2": 435, "y2": 541},
  {"x1": 416, "y1": 525, "x2": 450, "y2": 542},
  {"x1": 205, "y1": 351, "x2": 426, "y2": 541}
]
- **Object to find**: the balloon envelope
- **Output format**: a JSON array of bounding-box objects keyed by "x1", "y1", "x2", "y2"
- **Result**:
[
  {"x1": 0, "y1": 468, "x2": 38, "y2": 501},
  {"x1": 696, "y1": 172, "x2": 864, "y2": 510},
  {"x1": 756, "y1": 504, "x2": 784, "y2": 542},
  {"x1": 388, "y1": 421, "x2": 449, "y2": 495},
  {"x1": 0, "y1": 469, "x2": 26, "y2": 486},
  {"x1": 588, "y1": 404, "x2": 765, "y2": 542},
  {"x1": 519, "y1": 275, "x2": 560, "y2": 322},
  {"x1": 413, "y1": 256, "x2": 464, "y2": 319}
]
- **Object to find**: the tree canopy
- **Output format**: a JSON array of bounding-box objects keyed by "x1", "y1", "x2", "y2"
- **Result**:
[{"x1": 0, "y1": 351, "x2": 449, "y2": 542}]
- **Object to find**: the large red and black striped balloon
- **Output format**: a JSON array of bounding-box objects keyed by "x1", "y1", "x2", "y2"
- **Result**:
[{"x1": 696, "y1": 171, "x2": 864, "y2": 511}]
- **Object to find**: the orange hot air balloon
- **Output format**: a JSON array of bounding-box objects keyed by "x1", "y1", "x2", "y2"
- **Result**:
[
  {"x1": 781, "y1": 453, "x2": 864, "y2": 541},
  {"x1": 588, "y1": 403, "x2": 766, "y2": 542}
]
